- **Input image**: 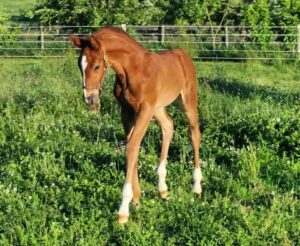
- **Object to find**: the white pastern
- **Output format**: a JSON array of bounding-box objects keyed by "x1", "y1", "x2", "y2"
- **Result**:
[
  {"x1": 157, "y1": 160, "x2": 168, "y2": 192},
  {"x1": 81, "y1": 55, "x2": 88, "y2": 98},
  {"x1": 118, "y1": 183, "x2": 133, "y2": 216},
  {"x1": 193, "y1": 167, "x2": 203, "y2": 194}
]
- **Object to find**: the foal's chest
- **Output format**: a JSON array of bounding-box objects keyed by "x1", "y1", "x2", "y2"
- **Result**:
[{"x1": 113, "y1": 77, "x2": 140, "y2": 112}]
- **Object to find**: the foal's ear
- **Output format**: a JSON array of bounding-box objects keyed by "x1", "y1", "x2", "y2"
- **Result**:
[
  {"x1": 90, "y1": 35, "x2": 101, "y2": 50},
  {"x1": 68, "y1": 34, "x2": 81, "y2": 48},
  {"x1": 69, "y1": 34, "x2": 100, "y2": 50}
]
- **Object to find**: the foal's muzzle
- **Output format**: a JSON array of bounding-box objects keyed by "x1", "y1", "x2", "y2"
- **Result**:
[{"x1": 85, "y1": 93, "x2": 100, "y2": 112}]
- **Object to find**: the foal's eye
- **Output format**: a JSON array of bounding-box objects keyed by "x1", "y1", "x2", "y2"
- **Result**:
[{"x1": 94, "y1": 65, "x2": 100, "y2": 71}]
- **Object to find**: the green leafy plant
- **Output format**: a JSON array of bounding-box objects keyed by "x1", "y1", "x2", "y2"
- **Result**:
[{"x1": 0, "y1": 58, "x2": 299, "y2": 244}]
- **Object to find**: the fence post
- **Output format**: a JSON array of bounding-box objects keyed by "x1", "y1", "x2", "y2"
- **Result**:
[
  {"x1": 161, "y1": 25, "x2": 165, "y2": 45},
  {"x1": 297, "y1": 25, "x2": 300, "y2": 57},
  {"x1": 225, "y1": 26, "x2": 229, "y2": 48},
  {"x1": 211, "y1": 26, "x2": 216, "y2": 51},
  {"x1": 40, "y1": 26, "x2": 44, "y2": 50},
  {"x1": 121, "y1": 24, "x2": 127, "y2": 32}
]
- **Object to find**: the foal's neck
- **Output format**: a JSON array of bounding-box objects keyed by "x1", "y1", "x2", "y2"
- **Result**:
[{"x1": 101, "y1": 36, "x2": 146, "y2": 81}]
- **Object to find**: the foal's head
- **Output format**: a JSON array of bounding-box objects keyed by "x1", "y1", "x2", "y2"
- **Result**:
[{"x1": 69, "y1": 34, "x2": 108, "y2": 112}]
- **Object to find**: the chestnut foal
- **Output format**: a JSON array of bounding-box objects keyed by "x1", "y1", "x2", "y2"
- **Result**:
[{"x1": 69, "y1": 27, "x2": 203, "y2": 224}]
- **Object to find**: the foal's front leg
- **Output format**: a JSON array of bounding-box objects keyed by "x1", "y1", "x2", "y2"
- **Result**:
[
  {"x1": 120, "y1": 106, "x2": 141, "y2": 207},
  {"x1": 118, "y1": 104, "x2": 153, "y2": 224}
]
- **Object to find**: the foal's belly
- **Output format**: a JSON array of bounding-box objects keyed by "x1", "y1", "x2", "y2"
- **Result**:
[
  {"x1": 155, "y1": 87, "x2": 181, "y2": 108},
  {"x1": 154, "y1": 75, "x2": 184, "y2": 108}
]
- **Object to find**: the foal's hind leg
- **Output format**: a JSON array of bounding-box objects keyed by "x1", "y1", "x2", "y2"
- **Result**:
[
  {"x1": 179, "y1": 89, "x2": 203, "y2": 194},
  {"x1": 155, "y1": 108, "x2": 174, "y2": 199}
]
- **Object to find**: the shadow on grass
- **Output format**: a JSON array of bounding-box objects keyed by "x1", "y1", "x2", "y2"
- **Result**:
[{"x1": 203, "y1": 77, "x2": 300, "y2": 105}]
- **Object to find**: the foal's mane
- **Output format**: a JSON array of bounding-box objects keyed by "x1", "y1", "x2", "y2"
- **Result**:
[{"x1": 96, "y1": 27, "x2": 145, "y2": 50}]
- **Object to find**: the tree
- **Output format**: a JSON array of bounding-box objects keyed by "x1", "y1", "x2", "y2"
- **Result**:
[
  {"x1": 269, "y1": 0, "x2": 300, "y2": 48},
  {"x1": 243, "y1": 0, "x2": 273, "y2": 47},
  {"x1": 25, "y1": 0, "x2": 300, "y2": 31},
  {"x1": 0, "y1": 7, "x2": 18, "y2": 53},
  {"x1": 203, "y1": 0, "x2": 242, "y2": 49},
  {"x1": 27, "y1": 0, "x2": 166, "y2": 26}
]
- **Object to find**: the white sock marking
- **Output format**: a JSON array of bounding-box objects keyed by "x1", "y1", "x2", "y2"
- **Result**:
[
  {"x1": 81, "y1": 55, "x2": 88, "y2": 99},
  {"x1": 193, "y1": 167, "x2": 202, "y2": 194},
  {"x1": 118, "y1": 183, "x2": 133, "y2": 216},
  {"x1": 157, "y1": 160, "x2": 168, "y2": 192}
]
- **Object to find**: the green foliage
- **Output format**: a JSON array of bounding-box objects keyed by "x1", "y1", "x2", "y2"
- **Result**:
[
  {"x1": 0, "y1": 6, "x2": 9, "y2": 25},
  {"x1": 18, "y1": 0, "x2": 300, "y2": 59},
  {"x1": 0, "y1": 7, "x2": 18, "y2": 47},
  {"x1": 244, "y1": 0, "x2": 271, "y2": 27},
  {"x1": 161, "y1": 0, "x2": 204, "y2": 25},
  {"x1": 243, "y1": 0, "x2": 273, "y2": 49},
  {"x1": 23, "y1": 0, "x2": 300, "y2": 28},
  {"x1": 26, "y1": 0, "x2": 165, "y2": 25},
  {"x1": 270, "y1": 0, "x2": 300, "y2": 49},
  {"x1": 271, "y1": 0, "x2": 300, "y2": 26},
  {"x1": 164, "y1": 27, "x2": 198, "y2": 59},
  {"x1": 0, "y1": 58, "x2": 299, "y2": 244}
]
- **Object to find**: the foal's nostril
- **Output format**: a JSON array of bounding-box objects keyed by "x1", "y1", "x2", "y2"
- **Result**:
[
  {"x1": 90, "y1": 94, "x2": 99, "y2": 105},
  {"x1": 85, "y1": 93, "x2": 98, "y2": 104},
  {"x1": 84, "y1": 93, "x2": 100, "y2": 112}
]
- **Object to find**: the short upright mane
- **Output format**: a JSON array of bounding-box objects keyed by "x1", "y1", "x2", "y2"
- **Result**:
[{"x1": 96, "y1": 27, "x2": 145, "y2": 50}]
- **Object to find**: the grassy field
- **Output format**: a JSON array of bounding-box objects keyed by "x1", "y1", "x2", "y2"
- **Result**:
[
  {"x1": 0, "y1": 57, "x2": 299, "y2": 245},
  {"x1": 0, "y1": 0, "x2": 36, "y2": 25},
  {"x1": 0, "y1": 0, "x2": 36, "y2": 14}
]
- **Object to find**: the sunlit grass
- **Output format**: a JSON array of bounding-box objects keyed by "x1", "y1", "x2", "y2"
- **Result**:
[
  {"x1": 0, "y1": 58, "x2": 299, "y2": 244},
  {"x1": 0, "y1": 0, "x2": 36, "y2": 15},
  {"x1": 197, "y1": 61, "x2": 300, "y2": 92}
]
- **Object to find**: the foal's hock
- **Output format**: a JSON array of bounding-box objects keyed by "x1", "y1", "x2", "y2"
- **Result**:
[{"x1": 69, "y1": 27, "x2": 203, "y2": 224}]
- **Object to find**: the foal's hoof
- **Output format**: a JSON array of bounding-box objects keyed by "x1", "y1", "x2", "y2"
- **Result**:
[
  {"x1": 160, "y1": 190, "x2": 169, "y2": 200},
  {"x1": 133, "y1": 198, "x2": 141, "y2": 210},
  {"x1": 118, "y1": 215, "x2": 129, "y2": 224},
  {"x1": 193, "y1": 185, "x2": 202, "y2": 195}
]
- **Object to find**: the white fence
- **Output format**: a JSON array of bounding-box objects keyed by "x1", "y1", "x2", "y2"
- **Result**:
[{"x1": 0, "y1": 25, "x2": 300, "y2": 61}]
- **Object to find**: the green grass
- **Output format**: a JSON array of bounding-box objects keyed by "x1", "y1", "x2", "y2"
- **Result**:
[
  {"x1": 197, "y1": 61, "x2": 300, "y2": 92},
  {"x1": 0, "y1": 0, "x2": 36, "y2": 25},
  {"x1": 0, "y1": 57, "x2": 299, "y2": 245},
  {"x1": 0, "y1": 0, "x2": 36, "y2": 15}
]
